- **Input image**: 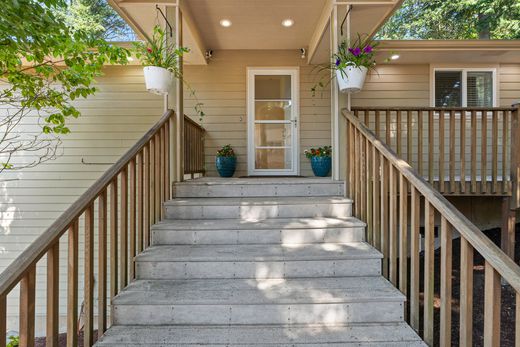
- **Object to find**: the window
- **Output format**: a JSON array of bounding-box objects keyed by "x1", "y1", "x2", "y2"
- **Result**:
[{"x1": 433, "y1": 69, "x2": 496, "y2": 107}]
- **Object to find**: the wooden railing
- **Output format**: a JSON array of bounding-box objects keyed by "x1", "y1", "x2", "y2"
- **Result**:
[
  {"x1": 352, "y1": 107, "x2": 519, "y2": 196},
  {"x1": 183, "y1": 115, "x2": 205, "y2": 178},
  {"x1": 344, "y1": 109, "x2": 520, "y2": 346},
  {"x1": 0, "y1": 110, "x2": 174, "y2": 347}
]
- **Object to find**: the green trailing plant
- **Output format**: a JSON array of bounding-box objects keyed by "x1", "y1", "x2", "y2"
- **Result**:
[
  {"x1": 7, "y1": 335, "x2": 19, "y2": 347},
  {"x1": 0, "y1": 0, "x2": 130, "y2": 172},
  {"x1": 311, "y1": 34, "x2": 382, "y2": 95},
  {"x1": 304, "y1": 146, "x2": 332, "y2": 158},
  {"x1": 216, "y1": 144, "x2": 236, "y2": 158},
  {"x1": 132, "y1": 25, "x2": 205, "y2": 121}
]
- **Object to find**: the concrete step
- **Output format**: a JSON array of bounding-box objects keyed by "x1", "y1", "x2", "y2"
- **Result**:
[
  {"x1": 164, "y1": 196, "x2": 353, "y2": 220},
  {"x1": 135, "y1": 242, "x2": 381, "y2": 279},
  {"x1": 112, "y1": 277, "x2": 405, "y2": 326},
  {"x1": 96, "y1": 323, "x2": 426, "y2": 346},
  {"x1": 151, "y1": 217, "x2": 366, "y2": 245},
  {"x1": 174, "y1": 177, "x2": 345, "y2": 198}
]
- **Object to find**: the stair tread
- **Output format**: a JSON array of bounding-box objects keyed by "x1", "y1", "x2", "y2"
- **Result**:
[
  {"x1": 164, "y1": 196, "x2": 352, "y2": 206},
  {"x1": 113, "y1": 277, "x2": 405, "y2": 305},
  {"x1": 175, "y1": 177, "x2": 344, "y2": 186},
  {"x1": 135, "y1": 242, "x2": 381, "y2": 262},
  {"x1": 96, "y1": 323, "x2": 425, "y2": 346},
  {"x1": 152, "y1": 217, "x2": 365, "y2": 231}
]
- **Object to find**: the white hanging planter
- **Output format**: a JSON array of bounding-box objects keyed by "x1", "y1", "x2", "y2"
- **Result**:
[
  {"x1": 336, "y1": 66, "x2": 368, "y2": 94},
  {"x1": 143, "y1": 66, "x2": 173, "y2": 95}
]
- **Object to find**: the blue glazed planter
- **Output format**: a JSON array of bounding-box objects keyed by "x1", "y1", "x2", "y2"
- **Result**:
[
  {"x1": 216, "y1": 156, "x2": 237, "y2": 177},
  {"x1": 311, "y1": 156, "x2": 331, "y2": 177}
]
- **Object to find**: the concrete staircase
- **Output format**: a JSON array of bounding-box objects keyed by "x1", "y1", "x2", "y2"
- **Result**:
[{"x1": 96, "y1": 178, "x2": 425, "y2": 346}]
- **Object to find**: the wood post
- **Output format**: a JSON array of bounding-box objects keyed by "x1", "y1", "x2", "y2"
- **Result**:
[
  {"x1": 511, "y1": 103, "x2": 520, "y2": 209},
  {"x1": 46, "y1": 243, "x2": 59, "y2": 347}
]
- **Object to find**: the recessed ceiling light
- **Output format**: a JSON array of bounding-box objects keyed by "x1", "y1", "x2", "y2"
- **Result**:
[
  {"x1": 282, "y1": 19, "x2": 294, "y2": 27},
  {"x1": 391, "y1": 54, "x2": 400, "y2": 60},
  {"x1": 220, "y1": 19, "x2": 232, "y2": 27}
]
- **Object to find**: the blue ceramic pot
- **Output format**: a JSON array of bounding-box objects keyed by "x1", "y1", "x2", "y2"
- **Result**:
[
  {"x1": 216, "y1": 156, "x2": 236, "y2": 177},
  {"x1": 311, "y1": 156, "x2": 331, "y2": 177}
]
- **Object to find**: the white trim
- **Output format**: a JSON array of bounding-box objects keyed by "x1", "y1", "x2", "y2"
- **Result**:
[
  {"x1": 247, "y1": 67, "x2": 300, "y2": 176},
  {"x1": 431, "y1": 66, "x2": 498, "y2": 107}
]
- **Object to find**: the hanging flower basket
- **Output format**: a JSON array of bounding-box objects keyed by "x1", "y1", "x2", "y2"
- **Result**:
[
  {"x1": 336, "y1": 66, "x2": 368, "y2": 94},
  {"x1": 143, "y1": 66, "x2": 173, "y2": 95}
]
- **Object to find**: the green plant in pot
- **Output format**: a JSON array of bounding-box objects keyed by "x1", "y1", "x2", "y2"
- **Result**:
[
  {"x1": 305, "y1": 146, "x2": 332, "y2": 177},
  {"x1": 216, "y1": 144, "x2": 237, "y2": 177}
]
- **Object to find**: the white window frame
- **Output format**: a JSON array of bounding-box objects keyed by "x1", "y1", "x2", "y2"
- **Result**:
[{"x1": 431, "y1": 67, "x2": 498, "y2": 108}]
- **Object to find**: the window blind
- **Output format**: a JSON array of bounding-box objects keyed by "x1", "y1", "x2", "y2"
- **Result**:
[{"x1": 467, "y1": 71, "x2": 493, "y2": 107}]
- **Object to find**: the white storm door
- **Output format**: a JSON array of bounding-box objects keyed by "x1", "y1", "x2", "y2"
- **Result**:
[{"x1": 247, "y1": 68, "x2": 299, "y2": 176}]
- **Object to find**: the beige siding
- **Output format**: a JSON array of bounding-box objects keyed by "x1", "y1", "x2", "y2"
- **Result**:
[
  {"x1": 500, "y1": 64, "x2": 520, "y2": 107},
  {"x1": 183, "y1": 50, "x2": 331, "y2": 177},
  {"x1": 0, "y1": 66, "x2": 163, "y2": 334}
]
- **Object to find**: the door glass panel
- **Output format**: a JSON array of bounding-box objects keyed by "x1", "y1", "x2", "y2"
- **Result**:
[
  {"x1": 255, "y1": 148, "x2": 292, "y2": 170},
  {"x1": 255, "y1": 75, "x2": 291, "y2": 100},
  {"x1": 255, "y1": 123, "x2": 291, "y2": 147},
  {"x1": 255, "y1": 101, "x2": 291, "y2": 120}
]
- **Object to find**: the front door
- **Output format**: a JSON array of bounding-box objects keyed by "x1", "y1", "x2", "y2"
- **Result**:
[{"x1": 247, "y1": 68, "x2": 299, "y2": 176}]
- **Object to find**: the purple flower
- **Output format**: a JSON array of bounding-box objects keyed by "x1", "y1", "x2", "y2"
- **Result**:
[
  {"x1": 349, "y1": 47, "x2": 362, "y2": 56},
  {"x1": 335, "y1": 58, "x2": 341, "y2": 66},
  {"x1": 363, "y1": 45, "x2": 373, "y2": 53}
]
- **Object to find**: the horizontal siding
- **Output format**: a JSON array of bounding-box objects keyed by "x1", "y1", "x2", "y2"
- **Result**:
[
  {"x1": 499, "y1": 64, "x2": 520, "y2": 107},
  {"x1": 0, "y1": 65, "x2": 163, "y2": 335},
  {"x1": 183, "y1": 50, "x2": 331, "y2": 177}
]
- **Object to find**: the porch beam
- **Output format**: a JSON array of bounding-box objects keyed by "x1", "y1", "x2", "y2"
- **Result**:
[
  {"x1": 178, "y1": 1, "x2": 208, "y2": 65},
  {"x1": 367, "y1": 0, "x2": 405, "y2": 38},
  {"x1": 107, "y1": 0, "x2": 149, "y2": 40},
  {"x1": 118, "y1": 0, "x2": 176, "y2": 7},
  {"x1": 307, "y1": 0, "x2": 334, "y2": 65}
]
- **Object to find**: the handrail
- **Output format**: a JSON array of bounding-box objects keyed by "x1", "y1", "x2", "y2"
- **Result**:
[
  {"x1": 343, "y1": 108, "x2": 520, "y2": 346},
  {"x1": 352, "y1": 106, "x2": 515, "y2": 111},
  {"x1": 0, "y1": 109, "x2": 174, "y2": 347}
]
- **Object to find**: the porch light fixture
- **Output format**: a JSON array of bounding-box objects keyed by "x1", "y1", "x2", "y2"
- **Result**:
[
  {"x1": 391, "y1": 54, "x2": 400, "y2": 60},
  {"x1": 220, "y1": 19, "x2": 232, "y2": 27},
  {"x1": 282, "y1": 19, "x2": 294, "y2": 27}
]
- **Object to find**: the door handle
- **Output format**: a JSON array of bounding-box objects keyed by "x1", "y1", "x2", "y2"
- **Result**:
[{"x1": 291, "y1": 119, "x2": 298, "y2": 128}]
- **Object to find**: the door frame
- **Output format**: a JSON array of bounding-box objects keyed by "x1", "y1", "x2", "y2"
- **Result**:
[{"x1": 246, "y1": 67, "x2": 300, "y2": 176}]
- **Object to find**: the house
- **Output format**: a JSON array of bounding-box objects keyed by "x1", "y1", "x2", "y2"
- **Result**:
[{"x1": 1, "y1": 0, "x2": 520, "y2": 346}]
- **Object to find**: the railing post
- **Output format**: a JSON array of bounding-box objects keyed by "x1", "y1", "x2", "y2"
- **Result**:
[
  {"x1": 511, "y1": 103, "x2": 520, "y2": 209},
  {"x1": 0, "y1": 294, "x2": 6, "y2": 347}
]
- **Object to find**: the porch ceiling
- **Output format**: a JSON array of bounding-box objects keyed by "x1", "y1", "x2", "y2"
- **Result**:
[{"x1": 109, "y1": 0, "x2": 402, "y2": 65}]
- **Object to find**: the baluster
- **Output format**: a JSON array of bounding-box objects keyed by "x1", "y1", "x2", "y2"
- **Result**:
[
  {"x1": 129, "y1": 159, "x2": 136, "y2": 280},
  {"x1": 120, "y1": 168, "x2": 128, "y2": 288},
  {"x1": 449, "y1": 110, "x2": 456, "y2": 193},
  {"x1": 482, "y1": 111, "x2": 488, "y2": 194},
  {"x1": 0, "y1": 294, "x2": 5, "y2": 347},
  {"x1": 424, "y1": 201, "x2": 435, "y2": 345},
  {"x1": 46, "y1": 243, "x2": 59, "y2": 347},
  {"x1": 98, "y1": 190, "x2": 107, "y2": 335},
  {"x1": 355, "y1": 129, "x2": 361, "y2": 218},
  {"x1": 471, "y1": 110, "x2": 478, "y2": 193},
  {"x1": 364, "y1": 110, "x2": 369, "y2": 125},
  {"x1": 67, "y1": 220, "x2": 79, "y2": 347},
  {"x1": 399, "y1": 174, "x2": 408, "y2": 303},
  {"x1": 360, "y1": 136, "x2": 367, "y2": 222},
  {"x1": 516, "y1": 293, "x2": 520, "y2": 347},
  {"x1": 150, "y1": 138, "x2": 156, "y2": 225},
  {"x1": 110, "y1": 179, "x2": 118, "y2": 298},
  {"x1": 155, "y1": 133, "x2": 161, "y2": 221},
  {"x1": 439, "y1": 110, "x2": 445, "y2": 193},
  {"x1": 418, "y1": 110, "x2": 423, "y2": 176},
  {"x1": 160, "y1": 127, "x2": 165, "y2": 214},
  {"x1": 386, "y1": 109, "x2": 391, "y2": 146},
  {"x1": 428, "y1": 110, "x2": 434, "y2": 184},
  {"x1": 440, "y1": 216, "x2": 452, "y2": 346},
  {"x1": 410, "y1": 187, "x2": 420, "y2": 332},
  {"x1": 137, "y1": 150, "x2": 144, "y2": 253},
  {"x1": 165, "y1": 123, "x2": 170, "y2": 200},
  {"x1": 347, "y1": 122, "x2": 355, "y2": 199},
  {"x1": 19, "y1": 265, "x2": 36, "y2": 347},
  {"x1": 503, "y1": 110, "x2": 509, "y2": 194},
  {"x1": 460, "y1": 110, "x2": 467, "y2": 193},
  {"x1": 397, "y1": 110, "x2": 402, "y2": 157},
  {"x1": 84, "y1": 204, "x2": 95, "y2": 347},
  {"x1": 366, "y1": 139, "x2": 373, "y2": 245},
  {"x1": 144, "y1": 143, "x2": 151, "y2": 247},
  {"x1": 492, "y1": 110, "x2": 499, "y2": 193},
  {"x1": 407, "y1": 111, "x2": 412, "y2": 163},
  {"x1": 372, "y1": 145, "x2": 381, "y2": 251},
  {"x1": 381, "y1": 154, "x2": 389, "y2": 278},
  {"x1": 375, "y1": 110, "x2": 380, "y2": 138},
  {"x1": 460, "y1": 238, "x2": 474, "y2": 347},
  {"x1": 484, "y1": 262, "x2": 501, "y2": 346},
  {"x1": 389, "y1": 165, "x2": 398, "y2": 286}
]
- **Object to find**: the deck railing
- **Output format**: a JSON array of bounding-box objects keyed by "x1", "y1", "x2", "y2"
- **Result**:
[
  {"x1": 183, "y1": 115, "x2": 205, "y2": 178},
  {"x1": 0, "y1": 110, "x2": 174, "y2": 347},
  {"x1": 352, "y1": 107, "x2": 519, "y2": 196},
  {"x1": 344, "y1": 109, "x2": 520, "y2": 346}
]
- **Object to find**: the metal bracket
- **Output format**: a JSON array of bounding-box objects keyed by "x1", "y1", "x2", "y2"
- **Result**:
[{"x1": 156, "y1": 4, "x2": 173, "y2": 37}]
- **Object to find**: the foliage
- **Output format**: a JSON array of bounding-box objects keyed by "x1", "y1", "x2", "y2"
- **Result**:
[
  {"x1": 56, "y1": 0, "x2": 136, "y2": 41},
  {"x1": 0, "y1": 0, "x2": 129, "y2": 171},
  {"x1": 7, "y1": 335, "x2": 19, "y2": 347},
  {"x1": 378, "y1": 0, "x2": 520, "y2": 40},
  {"x1": 305, "y1": 146, "x2": 332, "y2": 159},
  {"x1": 133, "y1": 25, "x2": 205, "y2": 121},
  {"x1": 311, "y1": 34, "x2": 380, "y2": 95},
  {"x1": 216, "y1": 144, "x2": 236, "y2": 158}
]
